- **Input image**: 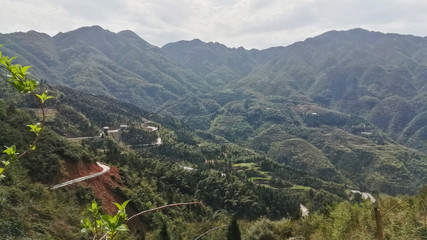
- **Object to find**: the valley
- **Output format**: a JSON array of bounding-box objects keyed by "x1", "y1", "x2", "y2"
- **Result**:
[{"x1": 1, "y1": 27, "x2": 427, "y2": 239}]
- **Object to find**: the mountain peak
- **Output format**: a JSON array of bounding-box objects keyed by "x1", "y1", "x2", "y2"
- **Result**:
[
  {"x1": 78, "y1": 25, "x2": 105, "y2": 32},
  {"x1": 190, "y1": 38, "x2": 203, "y2": 43},
  {"x1": 117, "y1": 30, "x2": 140, "y2": 39}
]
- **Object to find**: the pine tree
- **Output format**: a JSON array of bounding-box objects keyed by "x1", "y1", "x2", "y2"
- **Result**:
[
  {"x1": 158, "y1": 223, "x2": 170, "y2": 240},
  {"x1": 227, "y1": 216, "x2": 241, "y2": 240}
]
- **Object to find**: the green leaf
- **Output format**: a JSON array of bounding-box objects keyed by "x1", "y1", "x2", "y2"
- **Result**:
[
  {"x1": 81, "y1": 218, "x2": 96, "y2": 234},
  {"x1": 35, "y1": 91, "x2": 54, "y2": 104},
  {"x1": 81, "y1": 218, "x2": 91, "y2": 228},
  {"x1": 30, "y1": 145, "x2": 36, "y2": 150},
  {"x1": 91, "y1": 200, "x2": 98, "y2": 212},
  {"x1": 116, "y1": 224, "x2": 128, "y2": 232},
  {"x1": 7, "y1": 56, "x2": 15, "y2": 64},
  {"x1": 3, "y1": 145, "x2": 17, "y2": 161},
  {"x1": 96, "y1": 219, "x2": 104, "y2": 229},
  {"x1": 27, "y1": 123, "x2": 41, "y2": 136},
  {"x1": 113, "y1": 199, "x2": 130, "y2": 212},
  {"x1": 21, "y1": 65, "x2": 31, "y2": 75}
]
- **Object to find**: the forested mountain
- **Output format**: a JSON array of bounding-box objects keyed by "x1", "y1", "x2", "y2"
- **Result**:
[
  {"x1": 159, "y1": 29, "x2": 427, "y2": 195},
  {"x1": 0, "y1": 74, "x2": 319, "y2": 239},
  {"x1": 0, "y1": 26, "x2": 209, "y2": 111},
  {"x1": 233, "y1": 29, "x2": 427, "y2": 148},
  {"x1": 161, "y1": 29, "x2": 427, "y2": 155},
  {"x1": 2, "y1": 27, "x2": 427, "y2": 196},
  {"x1": 2, "y1": 27, "x2": 427, "y2": 239},
  {"x1": 161, "y1": 39, "x2": 285, "y2": 86}
]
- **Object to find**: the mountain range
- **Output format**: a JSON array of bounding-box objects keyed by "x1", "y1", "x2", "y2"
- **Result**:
[{"x1": 2, "y1": 26, "x2": 427, "y2": 195}]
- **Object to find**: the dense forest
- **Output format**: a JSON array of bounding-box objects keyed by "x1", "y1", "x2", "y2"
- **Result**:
[{"x1": 1, "y1": 27, "x2": 427, "y2": 239}]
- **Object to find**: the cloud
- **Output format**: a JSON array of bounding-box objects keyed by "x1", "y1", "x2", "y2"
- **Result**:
[{"x1": 0, "y1": 0, "x2": 426, "y2": 49}]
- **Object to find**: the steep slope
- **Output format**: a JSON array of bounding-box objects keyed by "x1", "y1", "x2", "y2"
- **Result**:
[
  {"x1": 157, "y1": 29, "x2": 427, "y2": 194},
  {"x1": 234, "y1": 29, "x2": 427, "y2": 101},
  {"x1": 0, "y1": 26, "x2": 210, "y2": 110},
  {"x1": 3, "y1": 27, "x2": 427, "y2": 196},
  {"x1": 162, "y1": 39, "x2": 257, "y2": 86},
  {"x1": 231, "y1": 29, "x2": 427, "y2": 150}
]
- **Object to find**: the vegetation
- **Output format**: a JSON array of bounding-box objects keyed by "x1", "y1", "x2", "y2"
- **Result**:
[
  {"x1": 0, "y1": 46, "x2": 53, "y2": 180},
  {"x1": 2, "y1": 27, "x2": 427, "y2": 239}
]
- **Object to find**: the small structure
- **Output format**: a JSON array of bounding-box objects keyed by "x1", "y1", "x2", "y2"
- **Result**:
[
  {"x1": 120, "y1": 124, "x2": 129, "y2": 130},
  {"x1": 147, "y1": 126, "x2": 158, "y2": 132},
  {"x1": 179, "y1": 165, "x2": 195, "y2": 171},
  {"x1": 102, "y1": 126, "x2": 109, "y2": 136},
  {"x1": 205, "y1": 160, "x2": 216, "y2": 165}
]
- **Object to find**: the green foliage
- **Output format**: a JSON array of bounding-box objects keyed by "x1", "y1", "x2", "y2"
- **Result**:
[
  {"x1": 81, "y1": 200, "x2": 130, "y2": 239},
  {"x1": 268, "y1": 138, "x2": 340, "y2": 182},
  {"x1": 1, "y1": 27, "x2": 211, "y2": 111},
  {"x1": 3, "y1": 28, "x2": 427, "y2": 239},
  {"x1": 226, "y1": 216, "x2": 241, "y2": 240},
  {"x1": 27, "y1": 123, "x2": 42, "y2": 136},
  {"x1": 158, "y1": 223, "x2": 171, "y2": 240},
  {"x1": 121, "y1": 126, "x2": 157, "y2": 146},
  {"x1": 35, "y1": 91, "x2": 53, "y2": 104},
  {"x1": 210, "y1": 116, "x2": 253, "y2": 143},
  {"x1": 368, "y1": 96, "x2": 416, "y2": 133},
  {"x1": 0, "y1": 46, "x2": 53, "y2": 180},
  {"x1": 0, "y1": 50, "x2": 37, "y2": 94}
]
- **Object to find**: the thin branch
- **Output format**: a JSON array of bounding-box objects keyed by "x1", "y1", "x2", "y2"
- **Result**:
[
  {"x1": 381, "y1": 203, "x2": 402, "y2": 217},
  {"x1": 99, "y1": 233, "x2": 108, "y2": 240},
  {"x1": 194, "y1": 225, "x2": 225, "y2": 240},
  {"x1": 127, "y1": 202, "x2": 205, "y2": 221},
  {"x1": 0, "y1": 64, "x2": 47, "y2": 160},
  {"x1": 17, "y1": 92, "x2": 45, "y2": 159}
]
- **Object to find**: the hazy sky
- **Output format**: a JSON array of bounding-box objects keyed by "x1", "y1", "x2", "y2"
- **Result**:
[{"x1": 1, "y1": 0, "x2": 426, "y2": 49}]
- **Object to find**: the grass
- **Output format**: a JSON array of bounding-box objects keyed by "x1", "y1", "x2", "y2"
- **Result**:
[
  {"x1": 248, "y1": 176, "x2": 271, "y2": 182},
  {"x1": 233, "y1": 162, "x2": 258, "y2": 168},
  {"x1": 260, "y1": 184, "x2": 274, "y2": 189},
  {"x1": 290, "y1": 185, "x2": 312, "y2": 190}
]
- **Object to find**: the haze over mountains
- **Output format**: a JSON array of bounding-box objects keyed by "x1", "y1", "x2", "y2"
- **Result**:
[{"x1": 2, "y1": 26, "x2": 427, "y2": 195}]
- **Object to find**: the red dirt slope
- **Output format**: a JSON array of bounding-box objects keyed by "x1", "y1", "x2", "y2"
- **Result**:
[
  {"x1": 58, "y1": 160, "x2": 121, "y2": 214},
  {"x1": 57, "y1": 160, "x2": 145, "y2": 230}
]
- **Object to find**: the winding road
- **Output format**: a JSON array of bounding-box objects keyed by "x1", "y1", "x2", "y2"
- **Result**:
[
  {"x1": 57, "y1": 125, "x2": 160, "y2": 190},
  {"x1": 350, "y1": 190, "x2": 376, "y2": 203},
  {"x1": 50, "y1": 162, "x2": 110, "y2": 190}
]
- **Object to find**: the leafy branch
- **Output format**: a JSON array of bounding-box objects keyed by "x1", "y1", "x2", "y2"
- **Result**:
[
  {"x1": 82, "y1": 200, "x2": 205, "y2": 240},
  {"x1": 194, "y1": 225, "x2": 225, "y2": 240},
  {"x1": 0, "y1": 45, "x2": 53, "y2": 179}
]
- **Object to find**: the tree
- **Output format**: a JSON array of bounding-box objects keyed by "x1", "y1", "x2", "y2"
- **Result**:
[
  {"x1": 227, "y1": 216, "x2": 242, "y2": 240},
  {"x1": 158, "y1": 223, "x2": 170, "y2": 240}
]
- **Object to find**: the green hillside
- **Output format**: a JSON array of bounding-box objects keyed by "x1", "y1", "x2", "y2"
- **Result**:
[
  {"x1": 230, "y1": 29, "x2": 427, "y2": 152},
  {"x1": 3, "y1": 27, "x2": 427, "y2": 238},
  {"x1": 0, "y1": 26, "x2": 210, "y2": 111}
]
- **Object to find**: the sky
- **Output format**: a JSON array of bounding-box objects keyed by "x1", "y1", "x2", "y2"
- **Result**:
[{"x1": 1, "y1": 0, "x2": 427, "y2": 49}]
